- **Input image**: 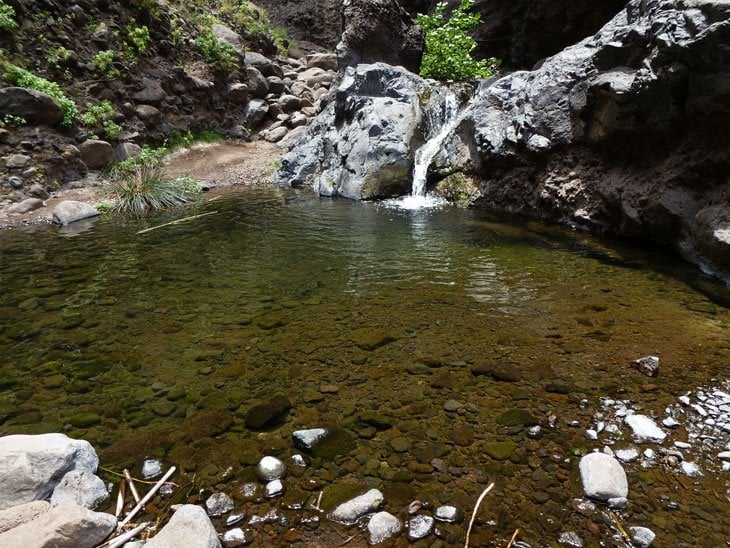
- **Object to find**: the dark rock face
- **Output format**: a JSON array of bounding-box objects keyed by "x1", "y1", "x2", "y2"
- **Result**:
[
  {"x1": 0, "y1": 88, "x2": 64, "y2": 126},
  {"x1": 461, "y1": 0, "x2": 730, "y2": 279},
  {"x1": 337, "y1": 0, "x2": 424, "y2": 74},
  {"x1": 255, "y1": 0, "x2": 342, "y2": 48}
]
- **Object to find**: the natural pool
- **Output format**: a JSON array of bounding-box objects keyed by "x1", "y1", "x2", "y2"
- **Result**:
[{"x1": 1, "y1": 187, "x2": 729, "y2": 546}]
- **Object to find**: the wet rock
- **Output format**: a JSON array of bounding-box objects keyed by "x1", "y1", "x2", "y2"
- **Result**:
[
  {"x1": 8, "y1": 198, "x2": 43, "y2": 214},
  {"x1": 407, "y1": 514, "x2": 434, "y2": 541},
  {"x1": 245, "y1": 67, "x2": 269, "y2": 99},
  {"x1": 0, "y1": 501, "x2": 50, "y2": 534},
  {"x1": 256, "y1": 456, "x2": 286, "y2": 481},
  {"x1": 359, "y1": 411, "x2": 394, "y2": 430},
  {"x1": 631, "y1": 356, "x2": 659, "y2": 377},
  {"x1": 680, "y1": 461, "x2": 702, "y2": 477},
  {"x1": 0, "y1": 434, "x2": 99, "y2": 510},
  {"x1": 222, "y1": 527, "x2": 252, "y2": 547},
  {"x1": 368, "y1": 511, "x2": 402, "y2": 544},
  {"x1": 329, "y1": 488, "x2": 384, "y2": 525},
  {"x1": 629, "y1": 526, "x2": 656, "y2": 547},
  {"x1": 350, "y1": 327, "x2": 396, "y2": 350},
  {"x1": 50, "y1": 469, "x2": 108, "y2": 509},
  {"x1": 145, "y1": 504, "x2": 220, "y2": 548},
  {"x1": 579, "y1": 452, "x2": 628, "y2": 502},
  {"x1": 244, "y1": 395, "x2": 291, "y2": 430},
  {"x1": 614, "y1": 448, "x2": 639, "y2": 463},
  {"x1": 264, "y1": 479, "x2": 284, "y2": 499},
  {"x1": 496, "y1": 408, "x2": 539, "y2": 427},
  {"x1": 558, "y1": 531, "x2": 583, "y2": 547},
  {"x1": 434, "y1": 505, "x2": 462, "y2": 523},
  {"x1": 389, "y1": 437, "x2": 411, "y2": 453},
  {"x1": 624, "y1": 415, "x2": 666, "y2": 443},
  {"x1": 206, "y1": 492, "x2": 234, "y2": 517},
  {"x1": 0, "y1": 87, "x2": 64, "y2": 125},
  {"x1": 483, "y1": 441, "x2": 517, "y2": 461},
  {"x1": 570, "y1": 498, "x2": 595, "y2": 517},
  {"x1": 292, "y1": 428, "x2": 328, "y2": 450},
  {"x1": 79, "y1": 139, "x2": 114, "y2": 170},
  {"x1": 292, "y1": 427, "x2": 355, "y2": 460}
]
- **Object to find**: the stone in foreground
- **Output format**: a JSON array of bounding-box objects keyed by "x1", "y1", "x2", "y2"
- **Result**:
[
  {"x1": 145, "y1": 504, "x2": 221, "y2": 548},
  {"x1": 52, "y1": 201, "x2": 100, "y2": 227},
  {"x1": 624, "y1": 415, "x2": 667, "y2": 443},
  {"x1": 368, "y1": 511, "x2": 402, "y2": 544},
  {"x1": 406, "y1": 514, "x2": 434, "y2": 541},
  {"x1": 329, "y1": 489, "x2": 384, "y2": 525},
  {"x1": 579, "y1": 452, "x2": 628, "y2": 501},
  {"x1": 50, "y1": 470, "x2": 109, "y2": 509},
  {"x1": 0, "y1": 502, "x2": 116, "y2": 548},
  {"x1": 0, "y1": 501, "x2": 50, "y2": 534},
  {"x1": 630, "y1": 525, "x2": 656, "y2": 547},
  {"x1": 0, "y1": 434, "x2": 99, "y2": 511},
  {"x1": 255, "y1": 456, "x2": 285, "y2": 481}
]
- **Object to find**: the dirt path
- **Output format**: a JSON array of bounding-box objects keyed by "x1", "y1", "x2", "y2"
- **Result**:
[{"x1": 0, "y1": 141, "x2": 283, "y2": 229}]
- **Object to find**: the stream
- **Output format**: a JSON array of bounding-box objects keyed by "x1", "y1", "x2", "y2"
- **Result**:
[{"x1": 1, "y1": 188, "x2": 728, "y2": 545}]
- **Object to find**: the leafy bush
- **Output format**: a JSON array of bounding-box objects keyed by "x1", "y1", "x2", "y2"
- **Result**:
[
  {"x1": 81, "y1": 100, "x2": 122, "y2": 140},
  {"x1": 109, "y1": 163, "x2": 202, "y2": 212},
  {"x1": 195, "y1": 28, "x2": 239, "y2": 73},
  {"x1": 417, "y1": 0, "x2": 499, "y2": 81},
  {"x1": 0, "y1": 114, "x2": 26, "y2": 128},
  {"x1": 1, "y1": 63, "x2": 77, "y2": 126},
  {"x1": 93, "y1": 50, "x2": 120, "y2": 78},
  {"x1": 126, "y1": 20, "x2": 150, "y2": 54},
  {"x1": 47, "y1": 47, "x2": 72, "y2": 69},
  {"x1": 0, "y1": 1, "x2": 17, "y2": 32}
]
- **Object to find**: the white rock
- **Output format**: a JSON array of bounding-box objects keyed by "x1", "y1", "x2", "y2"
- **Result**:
[
  {"x1": 629, "y1": 526, "x2": 656, "y2": 547},
  {"x1": 680, "y1": 461, "x2": 703, "y2": 477},
  {"x1": 406, "y1": 515, "x2": 434, "y2": 541},
  {"x1": 0, "y1": 501, "x2": 50, "y2": 534},
  {"x1": 0, "y1": 434, "x2": 99, "y2": 510},
  {"x1": 614, "y1": 448, "x2": 640, "y2": 463},
  {"x1": 292, "y1": 428, "x2": 328, "y2": 450},
  {"x1": 145, "y1": 505, "x2": 221, "y2": 548},
  {"x1": 678, "y1": 395, "x2": 691, "y2": 406},
  {"x1": 434, "y1": 505, "x2": 462, "y2": 523},
  {"x1": 673, "y1": 441, "x2": 691, "y2": 450},
  {"x1": 255, "y1": 456, "x2": 285, "y2": 481},
  {"x1": 625, "y1": 415, "x2": 667, "y2": 443},
  {"x1": 558, "y1": 531, "x2": 583, "y2": 547},
  {"x1": 205, "y1": 492, "x2": 234, "y2": 517},
  {"x1": 368, "y1": 511, "x2": 402, "y2": 544},
  {"x1": 221, "y1": 527, "x2": 251, "y2": 547},
  {"x1": 717, "y1": 451, "x2": 730, "y2": 461},
  {"x1": 579, "y1": 452, "x2": 628, "y2": 501},
  {"x1": 50, "y1": 470, "x2": 108, "y2": 509},
  {"x1": 290, "y1": 454, "x2": 307, "y2": 467},
  {"x1": 662, "y1": 417, "x2": 680, "y2": 428},
  {"x1": 329, "y1": 489, "x2": 384, "y2": 524},
  {"x1": 142, "y1": 459, "x2": 163, "y2": 479},
  {"x1": 264, "y1": 480, "x2": 284, "y2": 499},
  {"x1": 585, "y1": 429, "x2": 598, "y2": 440},
  {"x1": 0, "y1": 502, "x2": 116, "y2": 548}
]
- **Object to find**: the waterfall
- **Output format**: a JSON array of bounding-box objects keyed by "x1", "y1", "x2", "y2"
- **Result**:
[{"x1": 411, "y1": 91, "x2": 460, "y2": 198}]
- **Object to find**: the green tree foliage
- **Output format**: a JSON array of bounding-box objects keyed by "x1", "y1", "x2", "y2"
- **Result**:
[{"x1": 417, "y1": 0, "x2": 499, "y2": 81}]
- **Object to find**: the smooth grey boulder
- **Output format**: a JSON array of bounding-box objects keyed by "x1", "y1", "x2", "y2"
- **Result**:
[
  {"x1": 329, "y1": 488, "x2": 384, "y2": 525},
  {"x1": 52, "y1": 201, "x2": 100, "y2": 226},
  {"x1": 0, "y1": 501, "x2": 50, "y2": 534},
  {"x1": 8, "y1": 198, "x2": 43, "y2": 214},
  {"x1": 6, "y1": 154, "x2": 31, "y2": 168},
  {"x1": 274, "y1": 63, "x2": 432, "y2": 199},
  {"x1": 0, "y1": 434, "x2": 99, "y2": 511},
  {"x1": 245, "y1": 67, "x2": 269, "y2": 99},
  {"x1": 115, "y1": 142, "x2": 142, "y2": 161},
  {"x1": 50, "y1": 470, "x2": 108, "y2": 509},
  {"x1": 579, "y1": 452, "x2": 628, "y2": 502},
  {"x1": 79, "y1": 139, "x2": 114, "y2": 170},
  {"x1": 0, "y1": 502, "x2": 116, "y2": 548},
  {"x1": 145, "y1": 504, "x2": 221, "y2": 548},
  {"x1": 212, "y1": 24, "x2": 245, "y2": 55},
  {"x1": 0, "y1": 87, "x2": 64, "y2": 125}
]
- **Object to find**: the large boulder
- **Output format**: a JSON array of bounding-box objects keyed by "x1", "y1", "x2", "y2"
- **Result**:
[
  {"x1": 79, "y1": 139, "x2": 115, "y2": 170},
  {"x1": 457, "y1": 0, "x2": 730, "y2": 279},
  {"x1": 255, "y1": 0, "x2": 341, "y2": 48},
  {"x1": 52, "y1": 201, "x2": 100, "y2": 226},
  {"x1": 0, "y1": 87, "x2": 64, "y2": 126},
  {"x1": 337, "y1": 0, "x2": 424, "y2": 74},
  {"x1": 0, "y1": 434, "x2": 100, "y2": 511},
  {"x1": 145, "y1": 504, "x2": 221, "y2": 548},
  {"x1": 274, "y1": 63, "x2": 435, "y2": 199},
  {"x1": 0, "y1": 502, "x2": 116, "y2": 548}
]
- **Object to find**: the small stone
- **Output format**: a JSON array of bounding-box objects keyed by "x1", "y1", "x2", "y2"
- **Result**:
[
  {"x1": 7, "y1": 176, "x2": 23, "y2": 188},
  {"x1": 264, "y1": 479, "x2": 284, "y2": 499},
  {"x1": 226, "y1": 512, "x2": 245, "y2": 526},
  {"x1": 206, "y1": 492, "x2": 234, "y2": 517},
  {"x1": 9, "y1": 198, "x2": 43, "y2": 214},
  {"x1": 141, "y1": 459, "x2": 162, "y2": 479},
  {"x1": 558, "y1": 531, "x2": 583, "y2": 547},
  {"x1": 585, "y1": 429, "x2": 598, "y2": 440},
  {"x1": 443, "y1": 400, "x2": 462, "y2": 412},
  {"x1": 290, "y1": 454, "x2": 307, "y2": 467},
  {"x1": 625, "y1": 415, "x2": 666, "y2": 443},
  {"x1": 292, "y1": 429, "x2": 328, "y2": 450},
  {"x1": 244, "y1": 395, "x2": 292, "y2": 429},
  {"x1": 434, "y1": 505, "x2": 462, "y2": 523},
  {"x1": 407, "y1": 514, "x2": 434, "y2": 541},
  {"x1": 570, "y1": 498, "x2": 596, "y2": 517},
  {"x1": 368, "y1": 511, "x2": 402, "y2": 544},
  {"x1": 483, "y1": 441, "x2": 517, "y2": 461},
  {"x1": 662, "y1": 417, "x2": 680, "y2": 428},
  {"x1": 389, "y1": 437, "x2": 411, "y2": 453},
  {"x1": 717, "y1": 451, "x2": 730, "y2": 461},
  {"x1": 631, "y1": 356, "x2": 659, "y2": 377},
  {"x1": 607, "y1": 497, "x2": 628, "y2": 509},
  {"x1": 614, "y1": 448, "x2": 640, "y2": 463},
  {"x1": 222, "y1": 527, "x2": 252, "y2": 547},
  {"x1": 319, "y1": 385, "x2": 339, "y2": 393},
  {"x1": 329, "y1": 489, "x2": 384, "y2": 524},
  {"x1": 579, "y1": 452, "x2": 628, "y2": 501},
  {"x1": 6, "y1": 154, "x2": 31, "y2": 169},
  {"x1": 629, "y1": 526, "x2": 656, "y2": 547},
  {"x1": 680, "y1": 461, "x2": 702, "y2": 477},
  {"x1": 256, "y1": 456, "x2": 285, "y2": 481}
]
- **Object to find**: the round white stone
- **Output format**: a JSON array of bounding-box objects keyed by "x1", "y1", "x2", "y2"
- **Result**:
[
  {"x1": 256, "y1": 456, "x2": 285, "y2": 481},
  {"x1": 579, "y1": 452, "x2": 628, "y2": 501},
  {"x1": 368, "y1": 511, "x2": 402, "y2": 544}
]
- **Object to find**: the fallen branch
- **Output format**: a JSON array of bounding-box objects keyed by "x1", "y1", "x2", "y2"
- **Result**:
[
  {"x1": 464, "y1": 482, "x2": 495, "y2": 548},
  {"x1": 106, "y1": 522, "x2": 150, "y2": 548},
  {"x1": 118, "y1": 466, "x2": 177, "y2": 530},
  {"x1": 506, "y1": 528, "x2": 520, "y2": 548},
  {"x1": 124, "y1": 469, "x2": 141, "y2": 504},
  {"x1": 136, "y1": 211, "x2": 218, "y2": 234},
  {"x1": 607, "y1": 510, "x2": 630, "y2": 541},
  {"x1": 115, "y1": 480, "x2": 126, "y2": 519}
]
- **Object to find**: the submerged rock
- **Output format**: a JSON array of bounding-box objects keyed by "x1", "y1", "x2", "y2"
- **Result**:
[
  {"x1": 434, "y1": 505, "x2": 462, "y2": 524},
  {"x1": 292, "y1": 427, "x2": 355, "y2": 460},
  {"x1": 579, "y1": 452, "x2": 628, "y2": 501},
  {"x1": 244, "y1": 395, "x2": 292, "y2": 430},
  {"x1": 329, "y1": 488, "x2": 384, "y2": 525},
  {"x1": 631, "y1": 356, "x2": 660, "y2": 377},
  {"x1": 407, "y1": 514, "x2": 434, "y2": 541},
  {"x1": 255, "y1": 456, "x2": 286, "y2": 481},
  {"x1": 368, "y1": 511, "x2": 402, "y2": 544},
  {"x1": 205, "y1": 492, "x2": 234, "y2": 517}
]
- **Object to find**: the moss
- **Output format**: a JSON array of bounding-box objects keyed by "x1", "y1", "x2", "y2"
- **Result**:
[
  {"x1": 433, "y1": 172, "x2": 480, "y2": 207},
  {"x1": 496, "y1": 408, "x2": 539, "y2": 427}
]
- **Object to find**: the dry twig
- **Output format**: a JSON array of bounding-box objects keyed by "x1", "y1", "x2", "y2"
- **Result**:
[
  {"x1": 464, "y1": 482, "x2": 495, "y2": 548},
  {"x1": 136, "y1": 211, "x2": 218, "y2": 234},
  {"x1": 506, "y1": 528, "x2": 520, "y2": 548},
  {"x1": 124, "y1": 469, "x2": 141, "y2": 503},
  {"x1": 118, "y1": 466, "x2": 177, "y2": 530}
]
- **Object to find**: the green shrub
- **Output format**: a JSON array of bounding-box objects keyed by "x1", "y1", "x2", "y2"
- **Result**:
[
  {"x1": 195, "y1": 29, "x2": 239, "y2": 73},
  {"x1": 93, "y1": 50, "x2": 120, "y2": 78},
  {"x1": 81, "y1": 100, "x2": 122, "y2": 140},
  {"x1": 109, "y1": 163, "x2": 202, "y2": 212},
  {"x1": 0, "y1": 114, "x2": 26, "y2": 128},
  {"x1": 0, "y1": 1, "x2": 17, "y2": 32},
  {"x1": 417, "y1": 0, "x2": 499, "y2": 81},
  {"x1": 126, "y1": 20, "x2": 150, "y2": 53},
  {"x1": 47, "y1": 47, "x2": 72, "y2": 69},
  {"x1": 1, "y1": 63, "x2": 77, "y2": 126}
]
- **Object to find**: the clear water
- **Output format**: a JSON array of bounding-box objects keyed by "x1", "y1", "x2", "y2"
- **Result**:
[{"x1": 1, "y1": 187, "x2": 729, "y2": 545}]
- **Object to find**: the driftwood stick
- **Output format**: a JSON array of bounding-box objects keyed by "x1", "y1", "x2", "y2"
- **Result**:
[
  {"x1": 506, "y1": 528, "x2": 521, "y2": 548},
  {"x1": 136, "y1": 211, "x2": 218, "y2": 234},
  {"x1": 115, "y1": 480, "x2": 126, "y2": 518},
  {"x1": 464, "y1": 482, "x2": 495, "y2": 548},
  {"x1": 124, "y1": 469, "x2": 141, "y2": 504},
  {"x1": 107, "y1": 521, "x2": 150, "y2": 548},
  {"x1": 118, "y1": 466, "x2": 177, "y2": 529}
]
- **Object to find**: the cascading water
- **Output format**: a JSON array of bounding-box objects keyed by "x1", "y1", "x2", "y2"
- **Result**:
[{"x1": 385, "y1": 89, "x2": 465, "y2": 210}]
